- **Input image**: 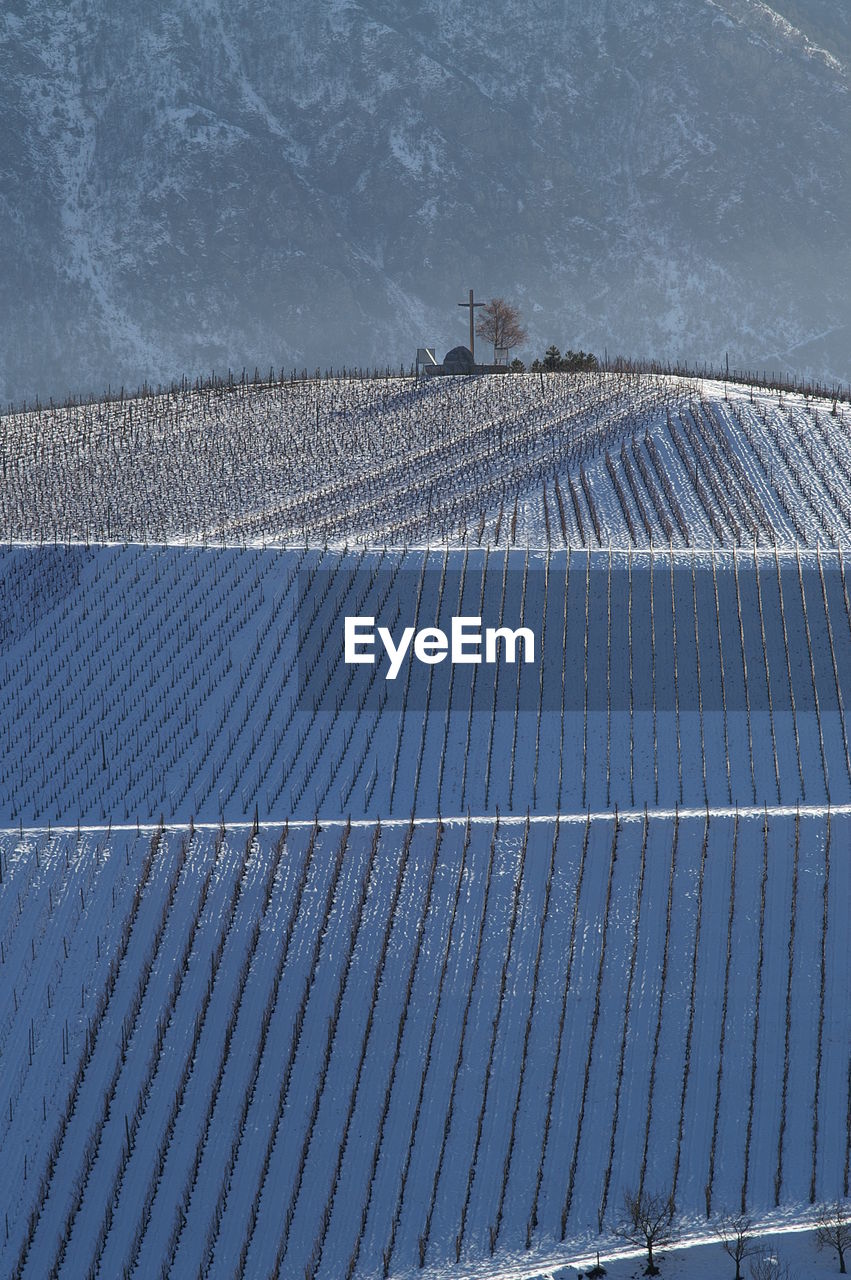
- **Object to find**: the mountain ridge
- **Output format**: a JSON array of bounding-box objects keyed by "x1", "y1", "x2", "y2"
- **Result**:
[{"x1": 1, "y1": 0, "x2": 849, "y2": 403}]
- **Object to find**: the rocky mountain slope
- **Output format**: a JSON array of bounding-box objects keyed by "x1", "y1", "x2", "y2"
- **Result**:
[{"x1": 1, "y1": 0, "x2": 849, "y2": 403}]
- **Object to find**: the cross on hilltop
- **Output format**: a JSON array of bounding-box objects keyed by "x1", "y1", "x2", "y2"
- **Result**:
[{"x1": 458, "y1": 289, "x2": 485, "y2": 364}]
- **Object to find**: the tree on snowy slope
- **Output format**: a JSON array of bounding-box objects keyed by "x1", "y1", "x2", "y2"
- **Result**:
[
  {"x1": 715, "y1": 1212, "x2": 756, "y2": 1279},
  {"x1": 475, "y1": 296, "x2": 527, "y2": 363},
  {"x1": 817, "y1": 1201, "x2": 851, "y2": 1273},
  {"x1": 615, "y1": 1188, "x2": 678, "y2": 1275},
  {"x1": 749, "y1": 1252, "x2": 796, "y2": 1280}
]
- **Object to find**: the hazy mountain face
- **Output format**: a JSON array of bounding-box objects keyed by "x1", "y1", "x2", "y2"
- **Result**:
[{"x1": 1, "y1": 0, "x2": 849, "y2": 403}]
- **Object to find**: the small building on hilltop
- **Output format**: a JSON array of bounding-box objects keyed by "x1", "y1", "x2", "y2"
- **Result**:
[
  {"x1": 442, "y1": 345, "x2": 475, "y2": 373},
  {"x1": 421, "y1": 344, "x2": 509, "y2": 377}
]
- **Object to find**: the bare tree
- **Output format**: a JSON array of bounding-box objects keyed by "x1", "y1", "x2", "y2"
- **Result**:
[
  {"x1": 749, "y1": 1250, "x2": 796, "y2": 1280},
  {"x1": 615, "y1": 1188, "x2": 677, "y2": 1275},
  {"x1": 817, "y1": 1201, "x2": 851, "y2": 1273},
  {"x1": 715, "y1": 1212, "x2": 755, "y2": 1279},
  {"x1": 475, "y1": 298, "x2": 528, "y2": 363}
]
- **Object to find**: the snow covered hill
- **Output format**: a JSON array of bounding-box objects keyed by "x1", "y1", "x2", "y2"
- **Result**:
[
  {"x1": 4, "y1": 372, "x2": 851, "y2": 547},
  {"x1": 2, "y1": 1, "x2": 851, "y2": 402},
  {"x1": 1, "y1": 372, "x2": 849, "y2": 1279},
  {"x1": 3, "y1": 374, "x2": 851, "y2": 825},
  {"x1": 0, "y1": 813, "x2": 846, "y2": 1279}
]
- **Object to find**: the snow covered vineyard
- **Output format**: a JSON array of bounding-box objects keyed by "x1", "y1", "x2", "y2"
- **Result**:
[
  {"x1": 0, "y1": 812, "x2": 847, "y2": 1280},
  {"x1": 4, "y1": 372, "x2": 851, "y2": 547},
  {"x1": 2, "y1": 372, "x2": 851, "y2": 1280},
  {"x1": 4, "y1": 544, "x2": 851, "y2": 823}
]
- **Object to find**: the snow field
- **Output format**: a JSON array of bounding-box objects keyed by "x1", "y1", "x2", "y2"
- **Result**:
[
  {"x1": 0, "y1": 830, "x2": 139, "y2": 1185},
  {"x1": 3, "y1": 372, "x2": 851, "y2": 1280},
  {"x1": 5, "y1": 374, "x2": 851, "y2": 550},
  {"x1": 309, "y1": 823, "x2": 444, "y2": 1280},
  {"x1": 65, "y1": 827, "x2": 238, "y2": 1279},
  {"x1": 4, "y1": 546, "x2": 851, "y2": 826},
  {"x1": 0, "y1": 373, "x2": 687, "y2": 547},
  {"x1": 3, "y1": 826, "x2": 186, "y2": 1273},
  {"x1": 203, "y1": 822, "x2": 343, "y2": 1278},
  {"x1": 0, "y1": 809, "x2": 847, "y2": 1278},
  {"x1": 496, "y1": 391, "x2": 851, "y2": 552},
  {"x1": 119, "y1": 828, "x2": 275, "y2": 1279}
]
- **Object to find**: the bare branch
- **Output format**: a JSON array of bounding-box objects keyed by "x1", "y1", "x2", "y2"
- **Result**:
[
  {"x1": 817, "y1": 1200, "x2": 851, "y2": 1274},
  {"x1": 615, "y1": 1187, "x2": 677, "y2": 1275},
  {"x1": 474, "y1": 298, "x2": 528, "y2": 361},
  {"x1": 749, "y1": 1250, "x2": 796, "y2": 1280},
  {"x1": 714, "y1": 1212, "x2": 755, "y2": 1280}
]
